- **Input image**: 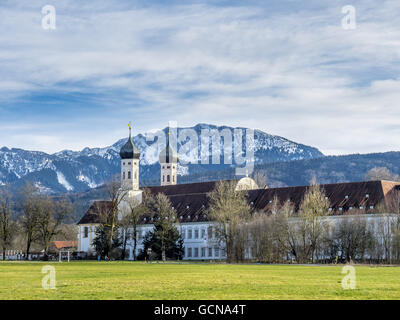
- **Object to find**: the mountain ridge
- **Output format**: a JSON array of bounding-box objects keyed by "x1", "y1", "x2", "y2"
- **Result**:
[{"x1": 0, "y1": 123, "x2": 323, "y2": 192}]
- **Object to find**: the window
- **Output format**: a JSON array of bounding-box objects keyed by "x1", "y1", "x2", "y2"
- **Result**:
[
  {"x1": 128, "y1": 171, "x2": 131, "y2": 179},
  {"x1": 163, "y1": 175, "x2": 165, "y2": 182},
  {"x1": 84, "y1": 227, "x2": 88, "y2": 238},
  {"x1": 188, "y1": 229, "x2": 192, "y2": 239},
  {"x1": 187, "y1": 248, "x2": 192, "y2": 258},
  {"x1": 173, "y1": 175, "x2": 175, "y2": 182},
  {"x1": 128, "y1": 162, "x2": 131, "y2": 165},
  {"x1": 201, "y1": 229, "x2": 205, "y2": 238},
  {"x1": 194, "y1": 229, "x2": 199, "y2": 239},
  {"x1": 167, "y1": 175, "x2": 170, "y2": 182},
  {"x1": 194, "y1": 248, "x2": 199, "y2": 257},
  {"x1": 215, "y1": 247, "x2": 220, "y2": 257},
  {"x1": 208, "y1": 226, "x2": 213, "y2": 239},
  {"x1": 134, "y1": 171, "x2": 137, "y2": 179},
  {"x1": 201, "y1": 247, "x2": 206, "y2": 257},
  {"x1": 208, "y1": 247, "x2": 213, "y2": 257},
  {"x1": 167, "y1": 166, "x2": 171, "y2": 169},
  {"x1": 123, "y1": 172, "x2": 125, "y2": 180}
]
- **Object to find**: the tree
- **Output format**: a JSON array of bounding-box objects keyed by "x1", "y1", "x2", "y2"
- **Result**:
[
  {"x1": 147, "y1": 193, "x2": 179, "y2": 261},
  {"x1": 93, "y1": 224, "x2": 122, "y2": 259},
  {"x1": 19, "y1": 183, "x2": 40, "y2": 259},
  {"x1": 252, "y1": 170, "x2": 268, "y2": 189},
  {"x1": 207, "y1": 181, "x2": 251, "y2": 262},
  {"x1": 0, "y1": 185, "x2": 16, "y2": 260},
  {"x1": 365, "y1": 167, "x2": 399, "y2": 182},
  {"x1": 138, "y1": 223, "x2": 184, "y2": 261},
  {"x1": 298, "y1": 182, "x2": 330, "y2": 263},
  {"x1": 36, "y1": 197, "x2": 72, "y2": 258},
  {"x1": 105, "y1": 176, "x2": 128, "y2": 258},
  {"x1": 330, "y1": 214, "x2": 374, "y2": 263},
  {"x1": 120, "y1": 190, "x2": 149, "y2": 260}
]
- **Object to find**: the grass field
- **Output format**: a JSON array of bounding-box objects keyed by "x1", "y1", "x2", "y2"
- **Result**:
[{"x1": 0, "y1": 261, "x2": 399, "y2": 300}]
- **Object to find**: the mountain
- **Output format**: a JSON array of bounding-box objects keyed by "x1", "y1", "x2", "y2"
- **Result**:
[{"x1": 0, "y1": 124, "x2": 323, "y2": 193}]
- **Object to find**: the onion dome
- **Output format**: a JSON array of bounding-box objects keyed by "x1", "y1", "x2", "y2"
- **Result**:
[
  {"x1": 159, "y1": 131, "x2": 178, "y2": 163},
  {"x1": 120, "y1": 124, "x2": 140, "y2": 159}
]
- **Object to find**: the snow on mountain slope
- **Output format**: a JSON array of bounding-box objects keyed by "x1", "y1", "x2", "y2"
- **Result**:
[{"x1": 0, "y1": 124, "x2": 324, "y2": 193}]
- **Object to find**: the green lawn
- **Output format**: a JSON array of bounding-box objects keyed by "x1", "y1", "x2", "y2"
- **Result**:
[{"x1": 0, "y1": 261, "x2": 399, "y2": 300}]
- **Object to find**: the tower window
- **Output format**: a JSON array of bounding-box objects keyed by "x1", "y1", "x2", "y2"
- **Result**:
[
  {"x1": 163, "y1": 175, "x2": 165, "y2": 182},
  {"x1": 134, "y1": 171, "x2": 137, "y2": 179},
  {"x1": 167, "y1": 175, "x2": 170, "y2": 182},
  {"x1": 128, "y1": 162, "x2": 131, "y2": 165},
  {"x1": 123, "y1": 172, "x2": 125, "y2": 180},
  {"x1": 128, "y1": 171, "x2": 131, "y2": 179},
  {"x1": 173, "y1": 175, "x2": 175, "y2": 182}
]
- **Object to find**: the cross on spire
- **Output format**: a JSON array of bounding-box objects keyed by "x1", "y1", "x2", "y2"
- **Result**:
[{"x1": 128, "y1": 122, "x2": 132, "y2": 137}]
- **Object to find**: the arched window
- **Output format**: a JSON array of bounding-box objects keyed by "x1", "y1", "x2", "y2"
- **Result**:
[
  {"x1": 134, "y1": 171, "x2": 137, "y2": 179},
  {"x1": 163, "y1": 175, "x2": 165, "y2": 182},
  {"x1": 173, "y1": 175, "x2": 175, "y2": 182},
  {"x1": 123, "y1": 172, "x2": 125, "y2": 180},
  {"x1": 167, "y1": 175, "x2": 170, "y2": 182},
  {"x1": 128, "y1": 171, "x2": 131, "y2": 179}
]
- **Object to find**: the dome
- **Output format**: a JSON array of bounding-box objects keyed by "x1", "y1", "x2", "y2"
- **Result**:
[
  {"x1": 120, "y1": 134, "x2": 140, "y2": 159},
  {"x1": 159, "y1": 143, "x2": 178, "y2": 164},
  {"x1": 235, "y1": 177, "x2": 259, "y2": 191}
]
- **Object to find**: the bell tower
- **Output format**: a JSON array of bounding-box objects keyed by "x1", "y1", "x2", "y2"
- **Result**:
[
  {"x1": 159, "y1": 129, "x2": 178, "y2": 186},
  {"x1": 120, "y1": 123, "x2": 140, "y2": 191}
]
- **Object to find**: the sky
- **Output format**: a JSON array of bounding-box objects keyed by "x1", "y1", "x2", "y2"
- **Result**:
[{"x1": 0, "y1": 0, "x2": 399, "y2": 155}]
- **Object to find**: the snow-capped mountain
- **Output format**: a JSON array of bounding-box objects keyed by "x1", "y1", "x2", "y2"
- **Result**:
[{"x1": 0, "y1": 124, "x2": 323, "y2": 193}]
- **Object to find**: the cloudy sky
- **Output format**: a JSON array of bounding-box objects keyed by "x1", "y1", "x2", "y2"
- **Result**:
[{"x1": 0, "y1": 0, "x2": 399, "y2": 155}]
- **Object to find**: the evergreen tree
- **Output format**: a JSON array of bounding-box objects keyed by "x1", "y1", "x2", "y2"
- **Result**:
[
  {"x1": 138, "y1": 223, "x2": 184, "y2": 260},
  {"x1": 93, "y1": 225, "x2": 122, "y2": 259}
]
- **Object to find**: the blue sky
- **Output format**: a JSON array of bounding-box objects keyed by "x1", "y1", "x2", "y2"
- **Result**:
[{"x1": 0, "y1": 0, "x2": 399, "y2": 155}]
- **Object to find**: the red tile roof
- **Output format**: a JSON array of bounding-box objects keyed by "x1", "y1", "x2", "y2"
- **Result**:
[{"x1": 53, "y1": 241, "x2": 77, "y2": 249}]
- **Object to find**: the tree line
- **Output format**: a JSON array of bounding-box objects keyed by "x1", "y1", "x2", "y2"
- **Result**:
[
  {"x1": 0, "y1": 183, "x2": 73, "y2": 260},
  {"x1": 208, "y1": 180, "x2": 400, "y2": 264}
]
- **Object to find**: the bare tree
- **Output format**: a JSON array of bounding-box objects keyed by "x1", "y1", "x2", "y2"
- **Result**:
[
  {"x1": 252, "y1": 171, "x2": 268, "y2": 189},
  {"x1": 120, "y1": 190, "x2": 149, "y2": 260},
  {"x1": 365, "y1": 167, "x2": 399, "y2": 182},
  {"x1": 298, "y1": 183, "x2": 330, "y2": 263},
  {"x1": 36, "y1": 197, "x2": 72, "y2": 258},
  {"x1": 105, "y1": 176, "x2": 128, "y2": 258},
  {"x1": 207, "y1": 181, "x2": 251, "y2": 262},
  {"x1": 0, "y1": 185, "x2": 16, "y2": 260},
  {"x1": 19, "y1": 183, "x2": 40, "y2": 259}
]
